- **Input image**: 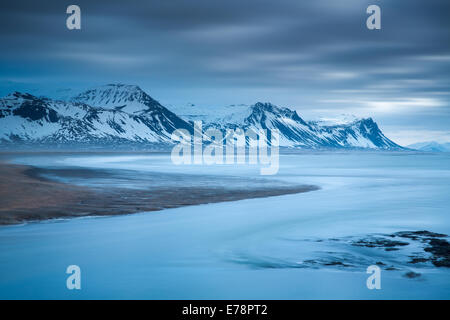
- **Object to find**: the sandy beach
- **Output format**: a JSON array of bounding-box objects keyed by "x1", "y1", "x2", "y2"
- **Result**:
[{"x1": 0, "y1": 161, "x2": 318, "y2": 225}]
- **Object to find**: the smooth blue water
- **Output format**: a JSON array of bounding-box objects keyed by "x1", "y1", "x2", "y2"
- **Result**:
[{"x1": 0, "y1": 151, "x2": 449, "y2": 299}]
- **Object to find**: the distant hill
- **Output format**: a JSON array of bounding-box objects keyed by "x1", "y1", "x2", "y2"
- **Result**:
[{"x1": 407, "y1": 141, "x2": 450, "y2": 152}]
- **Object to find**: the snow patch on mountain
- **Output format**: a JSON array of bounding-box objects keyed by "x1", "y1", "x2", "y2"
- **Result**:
[
  {"x1": 72, "y1": 84, "x2": 163, "y2": 115},
  {"x1": 309, "y1": 114, "x2": 359, "y2": 126},
  {"x1": 170, "y1": 103, "x2": 252, "y2": 124}
]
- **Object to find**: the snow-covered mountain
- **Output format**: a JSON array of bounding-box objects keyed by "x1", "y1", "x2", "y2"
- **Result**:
[
  {"x1": 0, "y1": 84, "x2": 403, "y2": 150},
  {"x1": 0, "y1": 85, "x2": 192, "y2": 145},
  {"x1": 175, "y1": 102, "x2": 402, "y2": 149},
  {"x1": 407, "y1": 141, "x2": 450, "y2": 152},
  {"x1": 73, "y1": 84, "x2": 160, "y2": 115}
]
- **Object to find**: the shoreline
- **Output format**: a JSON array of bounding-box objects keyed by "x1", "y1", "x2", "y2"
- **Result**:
[{"x1": 0, "y1": 161, "x2": 319, "y2": 226}]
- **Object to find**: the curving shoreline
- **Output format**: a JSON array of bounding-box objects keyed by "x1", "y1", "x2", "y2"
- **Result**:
[{"x1": 0, "y1": 162, "x2": 319, "y2": 225}]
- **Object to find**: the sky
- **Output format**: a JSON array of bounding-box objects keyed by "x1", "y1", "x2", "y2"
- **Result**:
[{"x1": 0, "y1": 0, "x2": 449, "y2": 145}]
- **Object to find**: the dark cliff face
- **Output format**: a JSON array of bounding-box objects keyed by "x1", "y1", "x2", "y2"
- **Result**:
[
  {"x1": 355, "y1": 118, "x2": 399, "y2": 148},
  {"x1": 248, "y1": 102, "x2": 307, "y2": 126},
  {"x1": 2, "y1": 92, "x2": 59, "y2": 123},
  {"x1": 12, "y1": 100, "x2": 59, "y2": 123}
]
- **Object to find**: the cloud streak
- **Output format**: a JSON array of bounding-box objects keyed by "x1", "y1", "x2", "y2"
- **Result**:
[{"x1": 0, "y1": 0, "x2": 449, "y2": 143}]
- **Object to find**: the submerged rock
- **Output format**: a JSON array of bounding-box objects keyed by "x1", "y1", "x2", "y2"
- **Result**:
[
  {"x1": 394, "y1": 230, "x2": 447, "y2": 241},
  {"x1": 424, "y1": 239, "x2": 450, "y2": 267},
  {"x1": 351, "y1": 237, "x2": 409, "y2": 249},
  {"x1": 229, "y1": 230, "x2": 450, "y2": 277},
  {"x1": 404, "y1": 271, "x2": 421, "y2": 279},
  {"x1": 408, "y1": 256, "x2": 429, "y2": 264}
]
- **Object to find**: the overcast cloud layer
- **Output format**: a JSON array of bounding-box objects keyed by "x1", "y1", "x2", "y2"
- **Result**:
[{"x1": 0, "y1": 0, "x2": 449, "y2": 145}]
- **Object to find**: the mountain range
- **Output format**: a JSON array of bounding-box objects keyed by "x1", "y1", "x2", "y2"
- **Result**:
[
  {"x1": 0, "y1": 84, "x2": 404, "y2": 150},
  {"x1": 407, "y1": 141, "x2": 450, "y2": 152}
]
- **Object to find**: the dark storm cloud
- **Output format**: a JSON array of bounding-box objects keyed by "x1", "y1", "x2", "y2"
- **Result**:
[{"x1": 0, "y1": 0, "x2": 449, "y2": 144}]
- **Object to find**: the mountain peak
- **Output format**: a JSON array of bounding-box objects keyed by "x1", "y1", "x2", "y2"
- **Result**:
[
  {"x1": 3, "y1": 91, "x2": 39, "y2": 100},
  {"x1": 358, "y1": 117, "x2": 374, "y2": 123},
  {"x1": 252, "y1": 102, "x2": 279, "y2": 113},
  {"x1": 407, "y1": 141, "x2": 450, "y2": 152},
  {"x1": 354, "y1": 117, "x2": 378, "y2": 131},
  {"x1": 250, "y1": 102, "x2": 306, "y2": 124},
  {"x1": 72, "y1": 83, "x2": 163, "y2": 114},
  {"x1": 103, "y1": 83, "x2": 143, "y2": 92}
]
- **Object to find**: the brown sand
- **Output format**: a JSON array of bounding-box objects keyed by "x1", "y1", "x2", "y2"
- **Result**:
[
  {"x1": 0, "y1": 163, "x2": 93, "y2": 224},
  {"x1": 0, "y1": 162, "x2": 318, "y2": 225}
]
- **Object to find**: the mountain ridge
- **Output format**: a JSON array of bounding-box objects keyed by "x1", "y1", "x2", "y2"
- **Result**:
[
  {"x1": 407, "y1": 141, "x2": 450, "y2": 152},
  {"x1": 0, "y1": 84, "x2": 404, "y2": 150}
]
